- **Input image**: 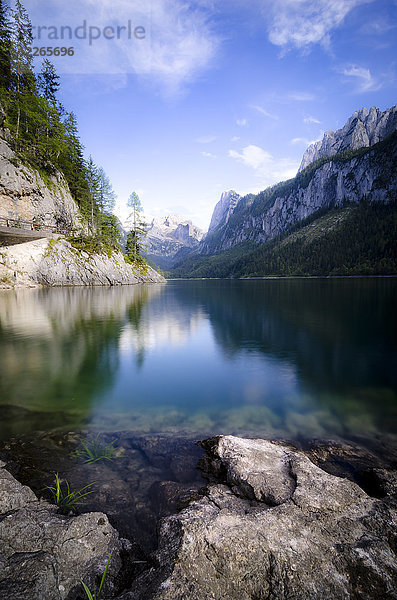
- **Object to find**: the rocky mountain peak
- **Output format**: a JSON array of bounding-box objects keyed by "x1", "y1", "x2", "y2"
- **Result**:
[
  {"x1": 207, "y1": 190, "x2": 241, "y2": 234},
  {"x1": 144, "y1": 214, "x2": 204, "y2": 269},
  {"x1": 147, "y1": 214, "x2": 204, "y2": 243},
  {"x1": 298, "y1": 104, "x2": 397, "y2": 172}
]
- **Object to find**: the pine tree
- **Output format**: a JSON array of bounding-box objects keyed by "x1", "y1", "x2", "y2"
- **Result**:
[
  {"x1": 85, "y1": 156, "x2": 101, "y2": 233},
  {"x1": 37, "y1": 59, "x2": 61, "y2": 145},
  {"x1": 126, "y1": 192, "x2": 147, "y2": 260},
  {"x1": 0, "y1": 0, "x2": 12, "y2": 93},
  {"x1": 97, "y1": 167, "x2": 116, "y2": 214},
  {"x1": 38, "y1": 59, "x2": 60, "y2": 104},
  {"x1": 10, "y1": 0, "x2": 36, "y2": 146}
]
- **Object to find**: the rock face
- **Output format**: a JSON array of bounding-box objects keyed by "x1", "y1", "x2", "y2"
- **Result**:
[
  {"x1": 144, "y1": 215, "x2": 204, "y2": 269},
  {"x1": 119, "y1": 436, "x2": 397, "y2": 600},
  {"x1": 0, "y1": 237, "x2": 165, "y2": 287},
  {"x1": 299, "y1": 105, "x2": 397, "y2": 172},
  {"x1": 207, "y1": 190, "x2": 241, "y2": 234},
  {"x1": 0, "y1": 460, "x2": 123, "y2": 600},
  {"x1": 0, "y1": 136, "x2": 83, "y2": 231},
  {"x1": 199, "y1": 106, "x2": 397, "y2": 255}
]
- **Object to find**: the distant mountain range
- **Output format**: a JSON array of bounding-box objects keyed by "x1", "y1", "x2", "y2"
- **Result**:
[
  {"x1": 143, "y1": 215, "x2": 204, "y2": 270},
  {"x1": 169, "y1": 104, "x2": 397, "y2": 278}
]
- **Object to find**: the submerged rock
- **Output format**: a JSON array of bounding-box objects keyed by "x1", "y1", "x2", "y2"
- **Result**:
[{"x1": 119, "y1": 436, "x2": 397, "y2": 600}]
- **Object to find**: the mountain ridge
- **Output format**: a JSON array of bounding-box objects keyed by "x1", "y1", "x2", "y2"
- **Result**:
[
  {"x1": 170, "y1": 104, "x2": 397, "y2": 277},
  {"x1": 143, "y1": 214, "x2": 204, "y2": 269},
  {"x1": 196, "y1": 105, "x2": 396, "y2": 257},
  {"x1": 299, "y1": 104, "x2": 397, "y2": 172}
]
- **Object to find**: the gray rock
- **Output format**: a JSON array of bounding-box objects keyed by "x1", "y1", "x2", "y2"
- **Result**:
[
  {"x1": 0, "y1": 463, "x2": 123, "y2": 600},
  {"x1": 0, "y1": 136, "x2": 83, "y2": 231},
  {"x1": 299, "y1": 104, "x2": 397, "y2": 171},
  {"x1": 144, "y1": 215, "x2": 204, "y2": 269},
  {"x1": 119, "y1": 435, "x2": 397, "y2": 600},
  {"x1": 1, "y1": 237, "x2": 165, "y2": 287},
  {"x1": 206, "y1": 190, "x2": 241, "y2": 234}
]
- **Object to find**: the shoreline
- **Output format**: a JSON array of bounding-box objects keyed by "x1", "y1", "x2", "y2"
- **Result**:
[{"x1": 166, "y1": 273, "x2": 397, "y2": 280}]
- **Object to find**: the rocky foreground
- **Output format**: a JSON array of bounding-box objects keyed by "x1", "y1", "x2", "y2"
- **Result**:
[{"x1": 1, "y1": 435, "x2": 396, "y2": 599}]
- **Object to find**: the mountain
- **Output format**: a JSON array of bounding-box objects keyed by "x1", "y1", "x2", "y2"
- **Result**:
[
  {"x1": 207, "y1": 190, "x2": 241, "y2": 234},
  {"x1": 171, "y1": 104, "x2": 397, "y2": 277},
  {"x1": 299, "y1": 105, "x2": 397, "y2": 172},
  {"x1": 143, "y1": 214, "x2": 204, "y2": 269}
]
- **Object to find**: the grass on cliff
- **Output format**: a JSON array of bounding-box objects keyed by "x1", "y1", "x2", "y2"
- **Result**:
[{"x1": 66, "y1": 235, "x2": 118, "y2": 258}]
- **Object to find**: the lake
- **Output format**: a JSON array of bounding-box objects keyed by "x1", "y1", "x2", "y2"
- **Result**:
[{"x1": 1, "y1": 278, "x2": 396, "y2": 444}]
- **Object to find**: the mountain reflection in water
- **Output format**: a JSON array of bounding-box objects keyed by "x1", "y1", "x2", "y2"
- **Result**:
[{"x1": 0, "y1": 279, "x2": 396, "y2": 443}]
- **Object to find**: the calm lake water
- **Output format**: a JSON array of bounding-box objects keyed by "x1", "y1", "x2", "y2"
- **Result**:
[{"x1": 0, "y1": 278, "x2": 396, "y2": 444}]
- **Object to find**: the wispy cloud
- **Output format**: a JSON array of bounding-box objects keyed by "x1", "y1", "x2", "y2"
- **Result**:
[
  {"x1": 291, "y1": 137, "x2": 320, "y2": 146},
  {"x1": 288, "y1": 91, "x2": 316, "y2": 102},
  {"x1": 265, "y1": 0, "x2": 373, "y2": 50},
  {"x1": 28, "y1": 0, "x2": 221, "y2": 95},
  {"x1": 340, "y1": 64, "x2": 381, "y2": 92},
  {"x1": 250, "y1": 105, "x2": 278, "y2": 119},
  {"x1": 196, "y1": 135, "x2": 217, "y2": 144},
  {"x1": 304, "y1": 115, "x2": 321, "y2": 124},
  {"x1": 236, "y1": 118, "x2": 248, "y2": 126},
  {"x1": 201, "y1": 151, "x2": 216, "y2": 158},
  {"x1": 360, "y1": 17, "x2": 397, "y2": 35}
]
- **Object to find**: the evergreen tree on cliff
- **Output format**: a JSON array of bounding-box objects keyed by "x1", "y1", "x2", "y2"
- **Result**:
[
  {"x1": 10, "y1": 0, "x2": 36, "y2": 147},
  {"x1": 126, "y1": 192, "x2": 147, "y2": 261},
  {"x1": 0, "y1": 0, "x2": 12, "y2": 93}
]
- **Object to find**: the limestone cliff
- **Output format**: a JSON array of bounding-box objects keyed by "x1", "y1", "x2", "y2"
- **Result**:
[
  {"x1": 199, "y1": 105, "x2": 397, "y2": 256},
  {"x1": 299, "y1": 104, "x2": 397, "y2": 172},
  {"x1": 0, "y1": 237, "x2": 164, "y2": 287},
  {"x1": 206, "y1": 190, "x2": 241, "y2": 234},
  {"x1": 0, "y1": 136, "x2": 83, "y2": 231},
  {"x1": 0, "y1": 134, "x2": 165, "y2": 287}
]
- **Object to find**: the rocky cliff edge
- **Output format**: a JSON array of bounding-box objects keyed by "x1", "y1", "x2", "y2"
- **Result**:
[{"x1": 0, "y1": 237, "x2": 165, "y2": 288}]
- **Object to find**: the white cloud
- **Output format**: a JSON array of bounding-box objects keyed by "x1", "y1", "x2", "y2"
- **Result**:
[
  {"x1": 265, "y1": 0, "x2": 373, "y2": 49},
  {"x1": 228, "y1": 144, "x2": 300, "y2": 186},
  {"x1": 288, "y1": 91, "x2": 316, "y2": 102},
  {"x1": 229, "y1": 145, "x2": 272, "y2": 169},
  {"x1": 341, "y1": 64, "x2": 380, "y2": 91},
  {"x1": 201, "y1": 151, "x2": 216, "y2": 158},
  {"x1": 236, "y1": 118, "x2": 248, "y2": 126},
  {"x1": 28, "y1": 0, "x2": 220, "y2": 95},
  {"x1": 304, "y1": 115, "x2": 321, "y2": 124},
  {"x1": 250, "y1": 105, "x2": 278, "y2": 119},
  {"x1": 291, "y1": 137, "x2": 310, "y2": 145},
  {"x1": 196, "y1": 135, "x2": 217, "y2": 144},
  {"x1": 291, "y1": 137, "x2": 320, "y2": 146},
  {"x1": 231, "y1": 136, "x2": 240, "y2": 142}
]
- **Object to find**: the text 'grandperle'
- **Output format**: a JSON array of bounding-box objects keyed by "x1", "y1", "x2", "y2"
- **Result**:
[{"x1": 32, "y1": 21, "x2": 146, "y2": 46}]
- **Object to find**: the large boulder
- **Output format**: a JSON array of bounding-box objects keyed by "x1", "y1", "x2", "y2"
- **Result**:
[
  {"x1": 119, "y1": 436, "x2": 397, "y2": 600},
  {"x1": 0, "y1": 460, "x2": 124, "y2": 600}
]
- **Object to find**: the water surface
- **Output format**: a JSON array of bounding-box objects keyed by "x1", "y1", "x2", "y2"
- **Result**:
[{"x1": 0, "y1": 279, "x2": 396, "y2": 443}]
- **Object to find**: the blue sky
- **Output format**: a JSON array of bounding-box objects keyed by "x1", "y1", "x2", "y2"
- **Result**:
[{"x1": 25, "y1": 0, "x2": 397, "y2": 230}]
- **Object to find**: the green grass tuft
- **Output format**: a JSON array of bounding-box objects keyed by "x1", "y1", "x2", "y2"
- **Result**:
[
  {"x1": 81, "y1": 550, "x2": 113, "y2": 600},
  {"x1": 71, "y1": 434, "x2": 116, "y2": 464},
  {"x1": 44, "y1": 473, "x2": 95, "y2": 510}
]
